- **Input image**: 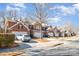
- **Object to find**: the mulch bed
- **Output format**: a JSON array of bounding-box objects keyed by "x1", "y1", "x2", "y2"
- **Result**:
[{"x1": 34, "y1": 39, "x2": 49, "y2": 43}]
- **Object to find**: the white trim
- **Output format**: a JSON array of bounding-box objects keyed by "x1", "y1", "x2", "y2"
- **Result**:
[{"x1": 8, "y1": 21, "x2": 29, "y2": 30}]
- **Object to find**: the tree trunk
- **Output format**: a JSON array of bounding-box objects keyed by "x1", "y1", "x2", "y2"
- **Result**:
[{"x1": 40, "y1": 24, "x2": 42, "y2": 39}]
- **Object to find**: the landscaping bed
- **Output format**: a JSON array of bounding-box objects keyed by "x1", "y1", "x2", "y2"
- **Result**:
[
  {"x1": 0, "y1": 50, "x2": 24, "y2": 56},
  {"x1": 34, "y1": 39, "x2": 49, "y2": 43},
  {"x1": 0, "y1": 33, "x2": 15, "y2": 48}
]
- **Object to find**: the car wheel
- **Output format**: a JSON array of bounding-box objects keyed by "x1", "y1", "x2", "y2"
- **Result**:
[
  {"x1": 24, "y1": 39, "x2": 31, "y2": 42},
  {"x1": 23, "y1": 40, "x2": 29, "y2": 42},
  {"x1": 20, "y1": 39, "x2": 23, "y2": 41}
]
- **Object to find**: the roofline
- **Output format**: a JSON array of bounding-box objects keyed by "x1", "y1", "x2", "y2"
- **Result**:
[{"x1": 8, "y1": 21, "x2": 29, "y2": 30}]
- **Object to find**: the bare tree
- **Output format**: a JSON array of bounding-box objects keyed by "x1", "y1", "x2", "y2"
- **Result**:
[
  {"x1": 31, "y1": 3, "x2": 48, "y2": 39},
  {"x1": 64, "y1": 21, "x2": 73, "y2": 31},
  {"x1": 0, "y1": 11, "x2": 6, "y2": 33},
  {"x1": 6, "y1": 10, "x2": 18, "y2": 20},
  {"x1": 0, "y1": 10, "x2": 17, "y2": 33},
  {"x1": 63, "y1": 20, "x2": 75, "y2": 37}
]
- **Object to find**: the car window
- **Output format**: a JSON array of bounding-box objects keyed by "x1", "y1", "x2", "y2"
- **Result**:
[
  {"x1": 24, "y1": 35, "x2": 29, "y2": 37},
  {"x1": 19, "y1": 34, "x2": 22, "y2": 36}
]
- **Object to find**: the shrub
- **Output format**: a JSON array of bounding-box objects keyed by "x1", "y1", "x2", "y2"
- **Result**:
[{"x1": 0, "y1": 33, "x2": 15, "y2": 48}]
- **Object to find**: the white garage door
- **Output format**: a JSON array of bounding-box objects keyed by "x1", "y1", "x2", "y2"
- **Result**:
[
  {"x1": 48, "y1": 33, "x2": 53, "y2": 37},
  {"x1": 12, "y1": 32, "x2": 28, "y2": 36},
  {"x1": 34, "y1": 32, "x2": 43, "y2": 38}
]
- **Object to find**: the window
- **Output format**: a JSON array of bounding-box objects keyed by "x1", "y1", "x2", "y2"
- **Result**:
[
  {"x1": 18, "y1": 25, "x2": 23, "y2": 29},
  {"x1": 36, "y1": 26, "x2": 40, "y2": 30}
]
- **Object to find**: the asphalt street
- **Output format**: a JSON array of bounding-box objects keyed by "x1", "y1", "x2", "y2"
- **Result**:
[{"x1": 19, "y1": 36, "x2": 79, "y2": 56}]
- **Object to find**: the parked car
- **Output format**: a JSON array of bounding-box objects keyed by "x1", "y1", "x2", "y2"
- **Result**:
[
  {"x1": 71, "y1": 32, "x2": 76, "y2": 36},
  {"x1": 43, "y1": 34, "x2": 49, "y2": 37},
  {"x1": 15, "y1": 34, "x2": 31, "y2": 42},
  {"x1": 48, "y1": 32, "x2": 54, "y2": 37}
]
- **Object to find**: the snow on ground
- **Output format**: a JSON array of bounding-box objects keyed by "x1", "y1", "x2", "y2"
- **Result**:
[
  {"x1": 19, "y1": 36, "x2": 79, "y2": 56},
  {"x1": 1, "y1": 36, "x2": 79, "y2": 56}
]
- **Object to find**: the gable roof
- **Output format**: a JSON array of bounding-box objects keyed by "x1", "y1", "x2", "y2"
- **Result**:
[
  {"x1": 6, "y1": 20, "x2": 16, "y2": 28},
  {"x1": 8, "y1": 21, "x2": 29, "y2": 30}
]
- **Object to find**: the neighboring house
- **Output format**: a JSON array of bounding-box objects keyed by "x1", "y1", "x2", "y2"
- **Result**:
[
  {"x1": 32, "y1": 21, "x2": 41, "y2": 30},
  {"x1": 53, "y1": 27, "x2": 60, "y2": 37},
  {"x1": 6, "y1": 20, "x2": 48, "y2": 38},
  {"x1": 31, "y1": 21, "x2": 42, "y2": 38},
  {"x1": 47, "y1": 26, "x2": 54, "y2": 37},
  {"x1": 6, "y1": 19, "x2": 76, "y2": 38},
  {"x1": 31, "y1": 21, "x2": 48, "y2": 38},
  {"x1": 6, "y1": 20, "x2": 30, "y2": 35}
]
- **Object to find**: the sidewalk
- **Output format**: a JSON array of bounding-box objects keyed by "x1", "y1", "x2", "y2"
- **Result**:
[{"x1": 31, "y1": 39, "x2": 64, "y2": 48}]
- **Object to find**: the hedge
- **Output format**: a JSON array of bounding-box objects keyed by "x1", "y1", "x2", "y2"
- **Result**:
[{"x1": 0, "y1": 33, "x2": 15, "y2": 48}]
